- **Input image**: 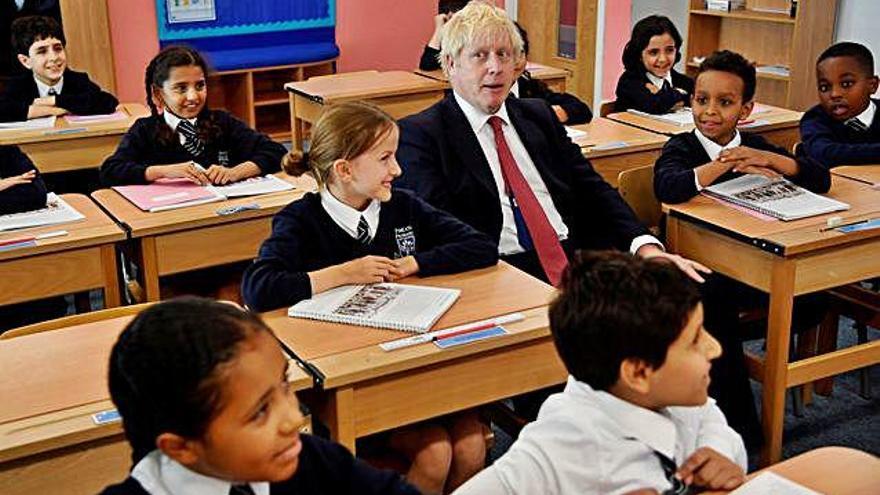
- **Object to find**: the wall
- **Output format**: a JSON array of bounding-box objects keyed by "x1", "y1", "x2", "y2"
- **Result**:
[
  {"x1": 835, "y1": 0, "x2": 879, "y2": 55},
  {"x1": 601, "y1": 0, "x2": 631, "y2": 100},
  {"x1": 107, "y1": 0, "x2": 159, "y2": 102}
]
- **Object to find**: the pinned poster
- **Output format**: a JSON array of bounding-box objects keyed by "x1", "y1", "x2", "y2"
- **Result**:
[{"x1": 167, "y1": 0, "x2": 216, "y2": 23}]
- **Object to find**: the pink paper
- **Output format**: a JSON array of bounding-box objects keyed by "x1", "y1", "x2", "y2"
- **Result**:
[{"x1": 113, "y1": 179, "x2": 219, "y2": 211}]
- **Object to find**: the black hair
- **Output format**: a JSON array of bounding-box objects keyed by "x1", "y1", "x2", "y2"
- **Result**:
[
  {"x1": 144, "y1": 45, "x2": 221, "y2": 149},
  {"x1": 11, "y1": 15, "x2": 65, "y2": 56},
  {"x1": 698, "y1": 50, "x2": 757, "y2": 102},
  {"x1": 548, "y1": 251, "x2": 701, "y2": 391},
  {"x1": 622, "y1": 15, "x2": 683, "y2": 73},
  {"x1": 514, "y1": 21, "x2": 529, "y2": 56},
  {"x1": 108, "y1": 297, "x2": 270, "y2": 464},
  {"x1": 817, "y1": 41, "x2": 875, "y2": 76}
]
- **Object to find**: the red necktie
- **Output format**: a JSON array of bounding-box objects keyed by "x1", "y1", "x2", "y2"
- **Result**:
[{"x1": 488, "y1": 116, "x2": 568, "y2": 285}]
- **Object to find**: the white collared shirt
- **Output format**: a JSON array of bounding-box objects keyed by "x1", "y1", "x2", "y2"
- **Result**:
[
  {"x1": 131, "y1": 450, "x2": 269, "y2": 495},
  {"x1": 163, "y1": 111, "x2": 199, "y2": 147},
  {"x1": 14, "y1": 0, "x2": 25, "y2": 11},
  {"x1": 34, "y1": 75, "x2": 63, "y2": 98},
  {"x1": 455, "y1": 376, "x2": 747, "y2": 495},
  {"x1": 453, "y1": 90, "x2": 569, "y2": 255},
  {"x1": 453, "y1": 91, "x2": 662, "y2": 256},
  {"x1": 692, "y1": 128, "x2": 743, "y2": 191},
  {"x1": 645, "y1": 71, "x2": 674, "y2": 90},
  {"x1": 320, "y1": 188, "x2": 381, "y2": 241},
  {"x1": 850, "y1": 100, "x2": 876, "y2": 129}
]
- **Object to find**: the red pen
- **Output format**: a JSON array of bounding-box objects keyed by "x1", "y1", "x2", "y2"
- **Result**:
[{"x1": 432, "y1": 321, "x2": 499, "y2": 341}]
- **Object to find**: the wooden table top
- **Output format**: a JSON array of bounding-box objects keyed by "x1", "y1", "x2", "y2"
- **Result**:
[
  {"x1": 832, "y1": 165, "x2": 880, "y2": 186},
  {"x1": 608, "y1": 103, "x2": 802, "y2": 136},
  {"x1": 569, "y1": 117, "x2": 669, "y2": 157},
  {"x1": 665, "y1": 175, "x2": 880, "y2": 255},
  {"x1": 285, "y1": 71, "x2": 447, "y2": 103},
  {"x1": 265, "y1": 262, "x2": 556, "y2": 366},
  {"x1": 90, "y1": 174, "x2": 315, "y2": 238},
  {"x1": 0, "y1": 103, "x2": 148, "y2": 146},
  {"x1": 0, "y1": 194, "x2": 126, "y2": 261},
  {"x1": 415, "y1": 61, "x2": 569, "y2": 84}
]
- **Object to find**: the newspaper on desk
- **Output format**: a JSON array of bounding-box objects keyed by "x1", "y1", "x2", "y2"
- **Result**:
[
  {"x1": 208, "y1": 174, "x2": 294, "y2": 198},
  {"x1": 0, "y1": 115, "x2": 56, "y2": 131},
  {"x1": 702, "y1": 175, "x2": 850, "y2": 221},
  {"x1": 730, "y1": 472, "x2": 822, "y2": 495},
  {"x1": 0, "y1": 193, "x2": 84, "y2": 231}
]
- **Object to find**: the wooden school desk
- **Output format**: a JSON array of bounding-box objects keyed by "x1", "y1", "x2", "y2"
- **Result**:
[
  {"x1": 705, "y1": 447, "x2": 880, "y2": 495},
  {"x1": 91, "y1": 174, "x2": 316, "y2": 302},
  {"x1": 0, "y1": 314, "x2": 313, "y2": 495},
  {"x1": 664, "y1": 175, "x2": 880, "y2": 465},
  {"x1": 568, "y1": 117, "x2": 669, "y2": 187},
  {"x1": 607, "y1": 103, "x2": 802, "y2": 151},
  {"x1": 0, "y1": 104, "x2": 149, "y2": 174},
  {"x1": 415, "y1": 61, "x2": 570, "y2": 93},
  {"x1": 0, "y1": 194, "x2": 125, "y2": 308},
  {"x1": 263, "y1": 262, "x2": 566, "y2": 453},
  {"x1": 285, "y1": 71, "x2": 447, "y2": 151},
  {"x1": 831, "y1": 164, "x2": 880, "y2": 186}
]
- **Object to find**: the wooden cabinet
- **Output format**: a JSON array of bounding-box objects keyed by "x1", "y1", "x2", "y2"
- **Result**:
[
  {"x1": 207, "y1": 59, "x2": 336, "y2": 142},
  {"x1": 685, "y1": 0, "x2": 839, "y2": 110}
]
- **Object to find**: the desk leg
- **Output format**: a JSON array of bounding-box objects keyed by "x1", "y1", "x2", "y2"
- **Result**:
[
  {"x1": 320, "y1": 387, "x2": 356, "y2": 454},
  {"x1": 140, "y1": 237, "x2": 161, "y2": 302},
  {"x1": 761, "y1": 259, "x2": 796, "y2": 466},
  {"x1": 101, "y1": 244, "x2": 121, "y2": 308},
  {"x1": 289, "y1": 96, "x2": 304, "y2": 153}
]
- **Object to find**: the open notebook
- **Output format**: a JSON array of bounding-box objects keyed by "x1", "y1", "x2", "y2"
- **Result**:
[
  {"x1": 702, "y1": 175, "x2": 850, "y2": 221},
  {"x1": 113, "y1": 174, "x2": 294, "y2": 212},
  {"x1": 0, "y1": 193, "x2": 84, "y2": 232},
  {"x1": 288, "y1": 283, "x2": 461, "y2": 333},
  {"x1": 628, "y1": 108, "x2": 694, "y2": 126}
]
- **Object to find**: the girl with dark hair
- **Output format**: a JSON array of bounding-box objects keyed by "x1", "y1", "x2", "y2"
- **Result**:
[
  {"x1": 100, "y1": 297, "x2": 420, "y2": 495},
  {"x1": 99, "y1": 46, "x2": 286, "y2": 187},
  {"x1": 614, "y1": 15, "x2": 694, "y2": 114}
]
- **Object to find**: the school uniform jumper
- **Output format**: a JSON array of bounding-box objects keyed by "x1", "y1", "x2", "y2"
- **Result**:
[
  {"x1": 799, "y1": 98, "x2": 880, "y2": 167},
  {"x1": 0, "y1": 144, "x2": 47, "y2": 214},
  {"x1": 654, "y1": 130, "x2": 831, "y2": 205},
  {"x1": 241, "y1": 188, "x2": 499, "y2": 312},
  {"x1": 99, "y1": 110, "x2": 286, "y2": 186},
  {"x1": 0, "y1": 68, "x2": 118, "y2": 122},
  {"x1": 99, "y1": 434, "x2": 420, "y2": 495},
  {"x1": 614, "y1": 68, "x2": 693, "y2": 114}
]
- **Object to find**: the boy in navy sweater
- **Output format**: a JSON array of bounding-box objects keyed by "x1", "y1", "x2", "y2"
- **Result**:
[
  {"x1": 0, "y1": 15, "x2": 118, "y2": 122},
  {"x1": 655, "y1": 50, "x2": 830, "y2": 205},
  {"x1": 799, "y1": 42, "x2": 880, "y2": 167}
]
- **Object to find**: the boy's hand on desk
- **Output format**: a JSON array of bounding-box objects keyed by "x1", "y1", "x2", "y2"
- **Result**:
[
  {"x1": 340, "y1": 255, "x2": 397, "y2": 285},
  {"x1": 645, "y1": 82, "x2": 660, "y2": 94},
  {"x1": 32, "y1": 96, "x2": 56, "y2": 107},
  {"x1": 552, "y1": 105, "x2": 569, "y2": 123},
  {"x1": 719, "y1": 147, "x2": 795, "y2": 178},
  {"x1": 388, "y1": 256, "x2": 419, "y2": 280},
  {"x1": 26, "y1": 104, "x2": 67, "y2": 119},
  {"x1": 0, "y1": 170, "x2": 36, "y2": 191},
  {"x1": 676, "y1": 447, "x2": 745, "y2": 491}
]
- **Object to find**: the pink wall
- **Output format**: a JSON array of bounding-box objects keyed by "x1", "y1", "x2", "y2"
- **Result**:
[
  {"x1": 602, "y1": 0, "x2": 631, "y2": 100},
  {"x1": 107, "y1": 0, "x2": 160, "y2": 103}
]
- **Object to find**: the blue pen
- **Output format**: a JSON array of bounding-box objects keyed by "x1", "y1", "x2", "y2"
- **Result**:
[{"x1": 43, "y1": 127, "x2": 88, "y2": 136}]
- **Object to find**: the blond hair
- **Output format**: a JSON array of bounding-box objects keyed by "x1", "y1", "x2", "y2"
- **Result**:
[
  {"x1": 282, "y1": 101, "x2": 396, "y2": 189},
  {"x1": 438, "y1": 1, "x2": 524, "y2": 75}
]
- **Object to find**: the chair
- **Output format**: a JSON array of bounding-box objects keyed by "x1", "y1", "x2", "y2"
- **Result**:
[
  {"x1": 599, "y1": 99, "x2": 616, "y2": 117},
  {"x1": 617, "y1": 165, "x2": 662, "y2": 235},
  {"x1": 1, "y1": 303, "x2": 153, "y2": 340}
]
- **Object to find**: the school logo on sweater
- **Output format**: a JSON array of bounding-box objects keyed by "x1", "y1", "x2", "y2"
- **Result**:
[
  {"x1": 218, "y1": 150, "x2": 230, "y2": 166},
  {"x1": 394, "y1": 226, "x2": 416, "y2": 258}
]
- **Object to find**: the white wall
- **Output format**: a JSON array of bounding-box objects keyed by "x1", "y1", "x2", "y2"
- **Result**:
[{"x1": 835, "y1": 0, "x2": 880, "y2": 57}]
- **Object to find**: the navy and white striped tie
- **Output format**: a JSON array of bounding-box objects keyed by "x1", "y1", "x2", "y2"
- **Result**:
[
  {"x1": 356, "y1": 215, "x2": 371, "y2": 245},
  {"x1": 177, "y1": 119, "x2": 205, "y2": 158},
  {"x1": 845, "y1": 118, "x2": 868, "y2": 133}
]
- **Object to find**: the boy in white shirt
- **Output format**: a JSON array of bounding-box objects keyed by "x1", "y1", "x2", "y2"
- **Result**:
[{"x1": 455, "y1": 251, "x2": 747, "y2": 495}]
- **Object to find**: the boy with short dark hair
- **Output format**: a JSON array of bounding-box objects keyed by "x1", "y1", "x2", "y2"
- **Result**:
[
  {"x1": 799, "y1": 41, "x2": 880, "y2": 167},
  {"x1": 0, "y1": 15, "x2": 118, "y2": 122},
  {"x1": 654, "y1": 49, "x2": 830, "y2": 204},
  {"x1": 454, "y1": 251, "x2": 747, "y2": 494}
]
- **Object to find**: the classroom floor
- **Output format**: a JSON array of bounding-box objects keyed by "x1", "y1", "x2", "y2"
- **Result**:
[{"x1": 487, "y1": 319, "x2": 880, "y2": 471}]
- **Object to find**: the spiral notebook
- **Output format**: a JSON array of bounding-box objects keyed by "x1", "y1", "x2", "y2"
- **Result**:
[
  {"x1": 288, "y1": 283, "x2": 461, "y2": 333},
  {"x1": 702, "y1": 175, "x2": 850, "y2": 221}
]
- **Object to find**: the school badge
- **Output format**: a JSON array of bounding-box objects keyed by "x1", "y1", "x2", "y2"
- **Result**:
[
  {"x1": 394, "y1": 225, "x2": 417, "y2": 257},
  {"x1": 218, "y1": 150, "x2": 230, "y2": 166}
]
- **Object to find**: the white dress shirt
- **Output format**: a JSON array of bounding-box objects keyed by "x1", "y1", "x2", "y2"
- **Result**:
[
  {"x1": 14, "y1": 0, "x2": 25, "y2": 11},
  {"x1": 645, "y1": 70, "x2": 674, "y2": 90},
  {"x1": 454, "y1": 376, "x2": 747, "y2": 495},
  {"x1": 320, "y1": 188, "x2": 380, "y2": 242},
  {"x1": 850, "y1": 100, "x2": 877, "y2": 128},
  {"x1": 163, "y1": 111, "x2": 199, "y2": 147},
  {"x1": 34, "y1": 75, "x2": 63, "y2": 98},
  {"x1": 692, "y1": 128, "x2": 742, "y2": 191},
  {"x1": 453, "y1": 91, "x2": 661, "y2": 255},
  {"x1": 131, "y1": 450, "x2": 269, "y2": 495}
]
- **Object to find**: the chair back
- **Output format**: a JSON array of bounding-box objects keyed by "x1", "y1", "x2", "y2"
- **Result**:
[
  {"x1": 618, "y1": 165, "x2": 662, "y2": 233},
  {"x1": 1, "y1": 303, "x2": 154, "y2": 340},
  {"x1": 599, "y1": 99, "x2": 616, "y2": 117}
]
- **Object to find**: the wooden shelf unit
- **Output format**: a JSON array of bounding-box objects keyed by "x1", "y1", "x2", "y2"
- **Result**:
[
  {"x1": 207, "y1": 59, "x2": 336, "y2": 142},
  {"x1": 685, "y1": 0, "x2": 838, "y2": 110}
]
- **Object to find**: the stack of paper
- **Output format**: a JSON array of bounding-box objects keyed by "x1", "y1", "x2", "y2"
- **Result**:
[
  {"x1": 0, "y1": 116, "x2": 56, "y2": 131},
  {"x1": 702, "y1": 175, "x2": 850, "y2": 221},
  {"x1": 114, "y1": 175, "x2": 295, "y2": 212},
  {"x1": 628, "y1": 109, "x2": 694, "y2": 126},
  {"x1": 0, "y1": 193, "x2": 84, "y2": 231}
]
